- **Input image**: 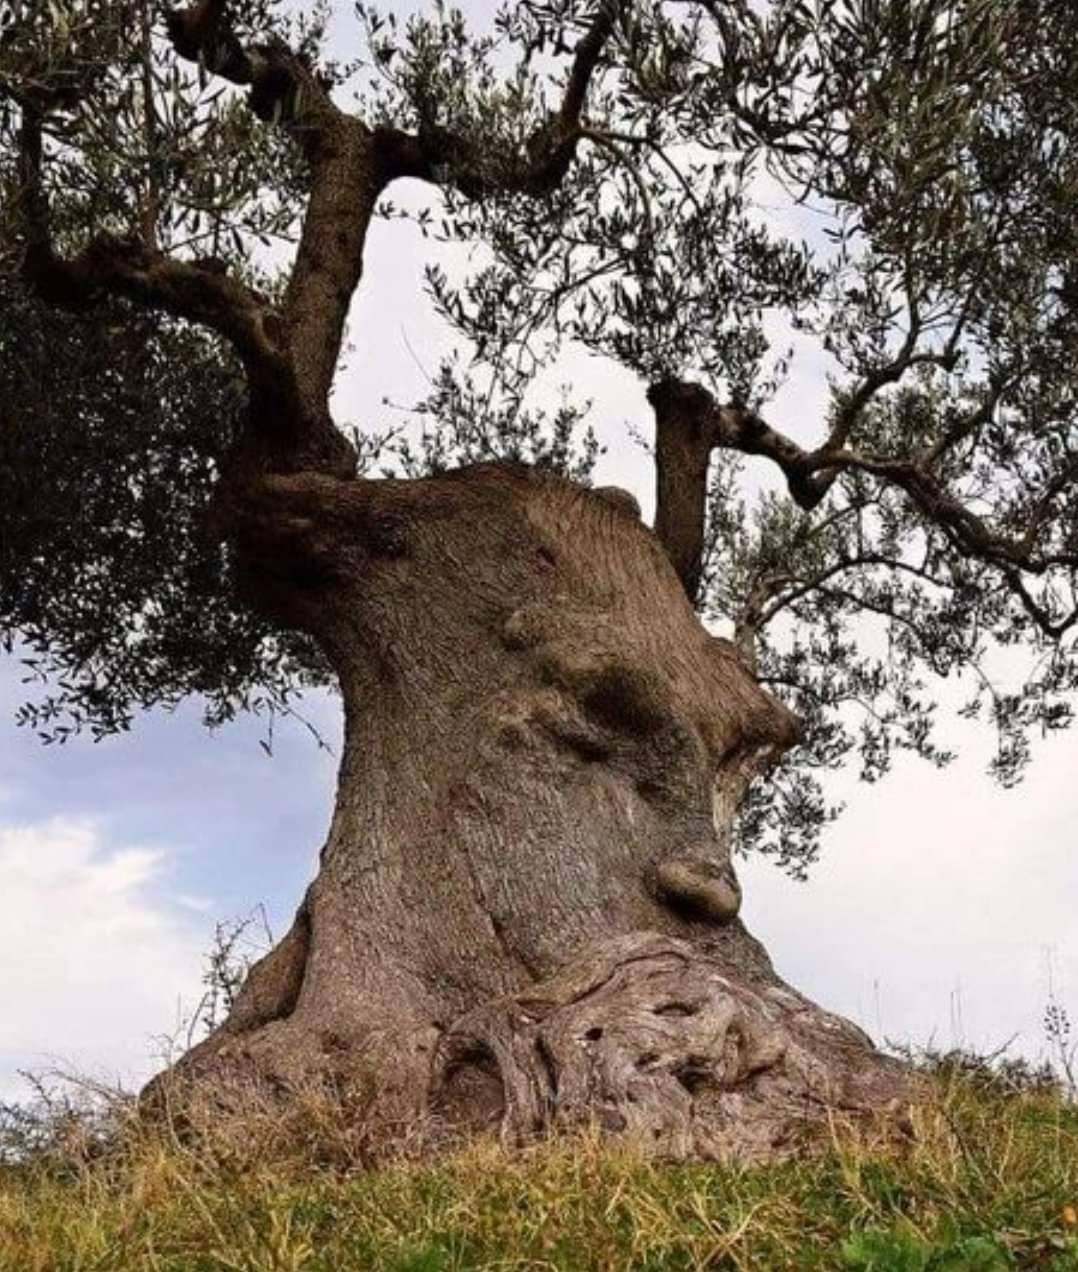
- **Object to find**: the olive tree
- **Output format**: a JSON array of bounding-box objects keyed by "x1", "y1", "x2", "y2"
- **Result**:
[{"x1": 2, "y1": 0, "x2": 1076, "y2": 1159}]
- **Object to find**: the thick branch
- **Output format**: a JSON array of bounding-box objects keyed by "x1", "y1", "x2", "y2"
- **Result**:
[
  {"x1": 647, "y1": 377, "x2": 832, "y2": 607},
  {"x1": 16, "y1": 103, "x2": 354, "y2": 478},
  {"x1": 163, "y1": 1, "x2": 618, "y2": 434},
  {"x1": 164, "y1": 1, "x2": 337, "y2": 140},
  {"x1": 139, "y1": 0, "x2": 160, "y2": 249},
  {"x1": 648, "y1": 375, "x2": 841, "y2": 603},
  {"x1": 647, "y1": 376, "x2": 1078, "y2": 638},
  {"x1": 15, "y1": 109, "x2": 289, "y2": 400},
  {"x1": 281, "y1": 116, "x2": 384, "y2": 420},
  {"x1": 648, "y1": 378, "x2": 720, "y2": 604},
  {"x1": 558, "y1": 0, "x2": 620, "y2": 130},
  {"x1": 164, "y1": 1, "x2": 377, "y2": 461}
]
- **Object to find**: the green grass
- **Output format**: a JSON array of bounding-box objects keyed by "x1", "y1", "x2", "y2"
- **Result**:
[{"x1": 2, "y1": 1075, "x2": 1078, "y2": 1271}]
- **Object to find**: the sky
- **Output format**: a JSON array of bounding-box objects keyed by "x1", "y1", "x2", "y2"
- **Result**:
[{"x1": 2, "y1": 1, "x2": 1077, "y2": 1105}]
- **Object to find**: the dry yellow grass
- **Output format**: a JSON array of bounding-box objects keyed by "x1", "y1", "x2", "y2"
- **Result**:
[{"x1": 2, "y1": 1065, "x2": 1077, "y2": 1271}]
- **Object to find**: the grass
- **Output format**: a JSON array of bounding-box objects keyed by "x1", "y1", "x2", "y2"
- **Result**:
[{"x1": 2, "y1": 1066, "x2": 1078, "y2": 1271}]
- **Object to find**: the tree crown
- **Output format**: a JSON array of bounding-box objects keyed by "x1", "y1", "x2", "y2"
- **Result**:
[{"x1": 3, "y1": 0, "x2": 1077, "y2": 870}]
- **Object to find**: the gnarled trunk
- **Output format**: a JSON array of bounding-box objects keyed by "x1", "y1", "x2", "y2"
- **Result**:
[{"x1": 166, "y1": 462, "x2": 911, "y2": 1160}]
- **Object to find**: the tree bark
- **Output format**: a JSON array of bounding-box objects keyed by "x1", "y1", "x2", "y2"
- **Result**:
[
  {"x1": 649, "y1": 378, "x2": 720, "y2": 605},
  {"x1": 161, "y1": 462, "x2": 913, "y2": 1161}
]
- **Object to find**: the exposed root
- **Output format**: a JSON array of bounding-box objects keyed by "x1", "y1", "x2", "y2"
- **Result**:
[{"x1": 433, "y1": 932, "x2": 914, "y2": 1161}]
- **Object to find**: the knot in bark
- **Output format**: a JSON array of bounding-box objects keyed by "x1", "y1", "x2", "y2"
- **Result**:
[{"x1": 652, "y1": 856, "x2": 742, "y2": 924}]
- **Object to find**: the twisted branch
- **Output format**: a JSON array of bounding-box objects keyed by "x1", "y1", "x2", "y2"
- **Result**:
[{"x1": 647, "y1": 374, "x2": 1078, "y2": 637}]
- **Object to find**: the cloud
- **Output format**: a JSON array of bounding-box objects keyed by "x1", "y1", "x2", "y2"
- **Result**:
[
  {"x1": 0, "y1": 817, "x2": 205, "y2": 1104},
  {"x1": 175, "y1": 893, "x2": 215, "y2": 913}
]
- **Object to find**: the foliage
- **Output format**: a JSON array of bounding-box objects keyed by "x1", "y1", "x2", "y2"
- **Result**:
[
  {"x1": 2, "y1": 0, "x2": 1078, "y2": 869},
  {"x1": 0, "y1": 281, "x2": 334, "y2": 736},
  {"x1": 386, "y1": 354, "x2": 602, "y2": 480},
  {"x1": 0, "y1": 0, "x2": 336, "y2": 735},
  {"x1": 367, "y1": 0, "x2": 1078, "y2": 869},
  {"x1": 2, "y1": 1064, "x2": 1078, "y2": 1270}
]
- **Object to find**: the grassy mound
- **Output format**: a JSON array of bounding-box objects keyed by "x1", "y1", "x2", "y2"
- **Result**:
[{"x1": 2, "y1": 1064, "x2": 1077, "y2": 1271}]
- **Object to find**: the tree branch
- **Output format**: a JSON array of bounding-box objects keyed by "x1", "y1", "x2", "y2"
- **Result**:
[
  {"x1": 139, "y1": 0, "x2": 160, "y2": 249},
  {"x1": 647, "y1": 374, "x2": 1078, "y2": 636},
  {"x1": 15, "y1": 107, "x2": 290, "y2": 402},
  {"x1": 164, "y1": 0, "x2": 335, "y2": 141},
  {"x1": 377, "y1": 0, "x2": 621, "y2": 196},
  {"x1": 648, "y1": 378, "x2": 718, "y2": 603},
  {"x1": 161, "y1": 1, "x2": 619, "y2": 439},
  {"x1": 919, "y1": 380, "x2": 1005, "y2": 467},
  {"x1": 163, "y1": 1, "x2": 375, "y2": 462},
  {"x1": 648, "y1": 375, "x2": 832, "y2": 541},
  {"x1": 558, "y1": 0, "x2": 620, "y2": 130},
  {"x1": 6, "y1": 7, "x2": 361, "y2": 476}
]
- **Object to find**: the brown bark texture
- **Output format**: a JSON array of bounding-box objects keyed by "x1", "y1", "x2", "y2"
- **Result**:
[{"x1": 162, "y1": 461, "x2": 913, "y2": 1162}]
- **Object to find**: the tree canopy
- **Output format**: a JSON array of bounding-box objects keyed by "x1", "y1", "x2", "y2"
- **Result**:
[{"x1": 3, "y1": 0, "x2": 1078, "y2": 873}]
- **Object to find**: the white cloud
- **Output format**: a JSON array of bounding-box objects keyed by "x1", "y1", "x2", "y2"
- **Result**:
[
  {"x1": 175, "y1": 893, "x2": 215, "y2": 914},
  {"x1": 0, "y1": 817, "x2": 205, "y2": 1104}
]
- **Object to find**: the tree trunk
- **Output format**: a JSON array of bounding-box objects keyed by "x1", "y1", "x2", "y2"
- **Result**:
[{"x1": 164, "y1": 462, "x2": 912, "y2": 1161}]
